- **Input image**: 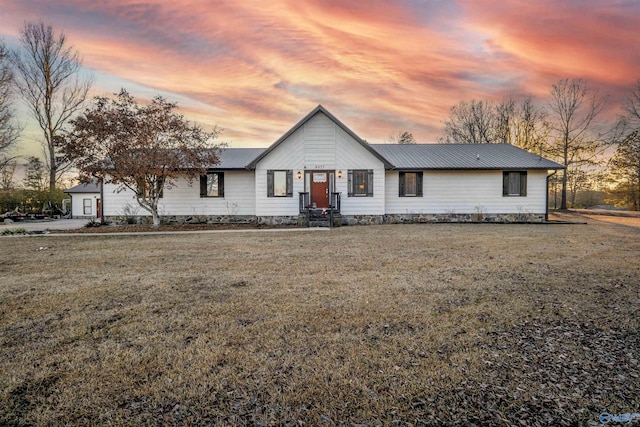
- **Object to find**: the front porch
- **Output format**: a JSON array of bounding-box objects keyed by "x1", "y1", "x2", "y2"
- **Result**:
[{"x1": 298, "y1": 192, "x2": 342, "y2": 227}]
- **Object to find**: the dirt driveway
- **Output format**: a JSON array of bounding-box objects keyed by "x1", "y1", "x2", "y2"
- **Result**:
[{"x1": 551, "y1": 210, "x2": 640, "y2": 228}]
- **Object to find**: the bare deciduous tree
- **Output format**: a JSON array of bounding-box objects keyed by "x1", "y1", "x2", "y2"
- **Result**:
[
  {"x1": 547, "y1": 78, "x2": 608, "y2": 210},
  {"x1": 441, "y1": 96, "x2": 549, "y2": 150},
  {"x1": 11, "y1": 21, "x2": 93, "y2": 190},
  {"x1": 441, "y1": 100, "x2": 497, "y2": 143},
  {"x1": 566, "y1": 165, "x2": 590, "y2": 207},
  {"x1": 0, "y1": 41, "x2": 19, "y2": 173},
  {"x1": 62, "y1": 89, "x2": 223, "y2": 226},
  {"x1": 608, "y1": 80, "x2": 640, "y2": 210},
  {"x1": 23, "y1": 156, "x2": 45, "y2": 191},
  {"x1": 388, "y1": 130, "x2": 416, "y2": 144},
  {"x1": 509, "y1": 97, "x2": 549, "y2": 152},
  {"x1": 495, "y1": 96, "x2": 515, "y2": 144},
  {"x1": 0, "y1": 159, "x2": 16, "y2": 191}
]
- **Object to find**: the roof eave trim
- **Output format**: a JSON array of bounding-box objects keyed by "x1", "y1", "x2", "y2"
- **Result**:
[
  {"x1": 389, "y1": 166, "x2": 566, "y2": 171},
  {"x1": 206, "y1": 167, "x2": 254, "y2": 171}
]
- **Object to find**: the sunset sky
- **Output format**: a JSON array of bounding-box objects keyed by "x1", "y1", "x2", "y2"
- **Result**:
[{"x1": 1, "y1": 0, "x2": 639, "y2": 158}]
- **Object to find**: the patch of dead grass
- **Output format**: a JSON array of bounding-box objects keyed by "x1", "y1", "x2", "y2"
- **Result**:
[{"x1": 1, "y1": 222, "x2": 639, "y2": 425}]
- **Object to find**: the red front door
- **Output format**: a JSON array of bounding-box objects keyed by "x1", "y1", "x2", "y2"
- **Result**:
[{"x1": 310, "y1": 172, "x2": 329, "y2": 208}]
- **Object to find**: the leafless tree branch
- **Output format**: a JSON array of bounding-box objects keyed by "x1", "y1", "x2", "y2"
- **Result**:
[
  {"x1": 547, "y1": 78, "x2": 609, "y2": 209},
  {"x1": 10, "y1": 21, "x2": 93, "y2": 190},
  {"x1": 0, "y1": 41, "x2": 20, "y2": 172}
]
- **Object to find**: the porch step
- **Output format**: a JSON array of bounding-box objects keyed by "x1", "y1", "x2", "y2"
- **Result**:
[
  {"x1": 307, "y1": 208, "x2": 331, "y2": 227},
  {"x1": 309, "y1": 220, "x2": 330, "y2": 227}
]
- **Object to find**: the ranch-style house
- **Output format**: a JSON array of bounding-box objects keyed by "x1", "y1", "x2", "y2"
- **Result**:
[{"x1": 99, "y1": 105, "x2": 564, "y2": 226}]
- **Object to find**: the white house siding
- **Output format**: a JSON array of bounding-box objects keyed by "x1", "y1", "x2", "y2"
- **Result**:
[
  {"x1": 384, "y1": 170, "x2": 548, "y2": 214},
  {"x1": 254, "y1": 124, "x2": 306, "y2": 217},
  {"x1": 255, "y1": 112, "x2": 386, "y2": 217},
  {"x1": 103, "y1": 171, "x2": 256, "y2": 217},
  {"x1": 303, "y1": 113, "x2": 336, "y2": 168},
  {"x1": 335, "y1": 126, "x2": 385, "y2": 215},
  {"x1": 70, "y1": 193, "x2": 100, "y2": 218}
]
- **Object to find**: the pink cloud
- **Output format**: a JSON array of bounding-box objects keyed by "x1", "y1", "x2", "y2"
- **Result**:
[
  {"x1": 1, "y1": 0, "x2": 638, "y2": 151},
  {"x1": 460, "y1": 0, "x2": 640, "y2": 95}
]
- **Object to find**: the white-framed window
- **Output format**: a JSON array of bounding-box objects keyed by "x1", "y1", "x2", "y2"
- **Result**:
[{"x1": 83, "y1": 198, "x2": 92, "y2": 215}]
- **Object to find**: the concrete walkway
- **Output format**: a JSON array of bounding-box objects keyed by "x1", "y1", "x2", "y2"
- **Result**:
[
  {"x1": 1, "y1": 219, "x2": 331, "y2": 236},
  {"x1": 1, "y1": 218, "x2": 90, "y2": 232},
  {"x1": 42, "y1": 227, "x2": 331, "y2": 237}
]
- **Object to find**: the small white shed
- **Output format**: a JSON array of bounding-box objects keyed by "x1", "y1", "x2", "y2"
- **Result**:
[{"x1": 64, "y1": 179, "x2": 102, "y2": 219}]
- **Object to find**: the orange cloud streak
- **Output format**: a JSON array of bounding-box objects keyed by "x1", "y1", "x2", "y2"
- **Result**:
[{"x1": 1, "y1": 0, "x2": 638, "y2": 152}]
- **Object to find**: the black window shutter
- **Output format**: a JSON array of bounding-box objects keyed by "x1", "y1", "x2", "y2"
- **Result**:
[
  {"x1": 399, "y1": 172, "x2": 405, "y2": 197},
  {"x1": 347, "y1": 170, "x2": 353, "y2": 197},
  {"x1": 200, "y1": 174, "x2": 207, "y2": 197},
  {"x1": 520, "y1": 172, "x2": 527, "y2": 196},
  {"x1": 416, "y1": 172, "x2": 423, "y2": 197},
  {"x1": 286, "y1": 170, "x2": 293, "y2": 197},
  {"x1": 503, "y1": 172, "x2": 509, "y2": 196},
  {"x1": 267, "y1": 170, "x2": 274, "y2": 197},
  {"x1": 367, "y1": 170, "x2": 374, "y2": 197},
  {"x1": 218, "y1": 173, "x2": 225, "y2": 197}
]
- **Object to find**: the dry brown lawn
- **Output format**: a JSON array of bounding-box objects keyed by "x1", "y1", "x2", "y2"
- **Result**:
[{"x1": 1, "y1": 220, "x2": 639, "y2": 426}]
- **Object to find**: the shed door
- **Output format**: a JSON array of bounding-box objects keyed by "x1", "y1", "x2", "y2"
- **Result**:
[{"x1": 310, "y1": 172, "x2": 329, "y2": 208}]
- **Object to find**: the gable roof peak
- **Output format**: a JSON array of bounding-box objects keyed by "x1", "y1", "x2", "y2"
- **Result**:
[{"x1": 247, "y1": 105, "x2": 393, "y2": 169}]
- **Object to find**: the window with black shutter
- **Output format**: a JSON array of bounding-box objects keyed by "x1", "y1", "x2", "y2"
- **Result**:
[
  {"x1": 502, "y1": 171, "x2": 527, "y2": 196},
  {"x1": 348, "y1": 169, "x2": 373, "y2": 197},
  {"x1": 200, "y1": 172, "x2": 224, "y2": 197},
  {"x1": 399, "y1": 172, "x2": 423, "y2": 197},
  {"x1": 267, "y1": 170, "x2": 293, "y2": 197}
]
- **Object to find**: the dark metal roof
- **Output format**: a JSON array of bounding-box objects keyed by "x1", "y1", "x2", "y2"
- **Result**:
[
  {"x1": 211, "y1": 148, "x2": 265, "y2": 169},
  {"x1": 64, "y1": 179, "x2": 102, "y2": 194},
  {"x1": 370, "y1": 143, "x2": 565, "y2": 170},
  {"x1": 247, "y1": 105, "x2": 394, "y2": 169}
]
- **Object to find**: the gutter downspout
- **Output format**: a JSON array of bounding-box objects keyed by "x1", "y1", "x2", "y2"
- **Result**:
[{"x1": 546, "y1": 170, "x2": 558, "y2": 221}]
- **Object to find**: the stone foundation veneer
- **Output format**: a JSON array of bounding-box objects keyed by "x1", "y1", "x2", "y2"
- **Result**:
[
  {"x1": 104, "y1": 214, "x2": 302, "y2": 226},
  {"x1": 103, "y1": 215, "x2": 258, "y2": 225},
  {"x1": 104, "y1": 212, "x2": 546, "y2": 226},
  {"x1": 257, "y1": 215, "x2": 301, "y2": 226},
  {"x1": 383, "y1": 212, "x2": 546, "y2": 223},
  {"x1": 340, "y1": 215, "x2": 385, "y2": 226}
]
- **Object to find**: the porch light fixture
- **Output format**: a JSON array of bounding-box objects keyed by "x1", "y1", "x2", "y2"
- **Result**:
[
  {"x1": 296, "y1": 171, "x2": 302, "y2": 179},
  {"x1": 337, "y1": 170, "x2": 343, "y2": 178}
]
